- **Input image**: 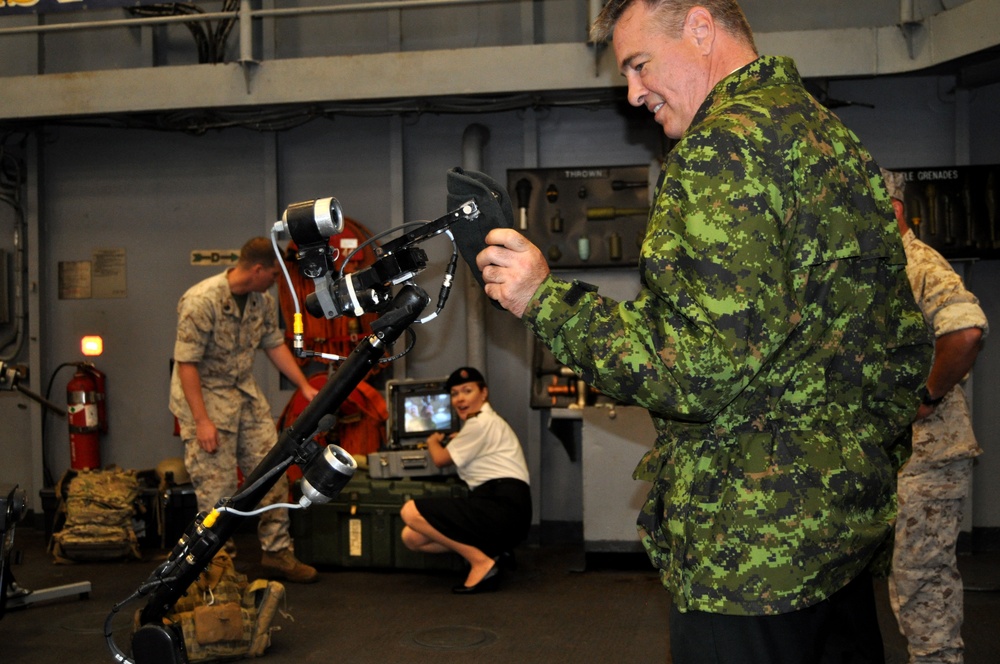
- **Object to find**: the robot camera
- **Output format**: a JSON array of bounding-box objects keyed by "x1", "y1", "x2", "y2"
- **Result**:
[{"x1": 274, "y1": 197, "x2": 345, "y2": 247}]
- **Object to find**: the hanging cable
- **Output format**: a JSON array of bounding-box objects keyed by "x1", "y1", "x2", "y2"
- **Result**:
[{"x1": 417, "y1": 229, "x2": 458, "y2": 324}]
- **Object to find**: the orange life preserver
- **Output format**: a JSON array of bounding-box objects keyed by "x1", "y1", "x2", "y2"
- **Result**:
[
  {"x1": 277, "y1": 217, "x2": 384, "y2": 371},
  {"x1": 276, "y1": 374, "x2": 388, "y2": 483},
  {"x1": 335, "y1": 380, "x2": 389, "y2": 457}
]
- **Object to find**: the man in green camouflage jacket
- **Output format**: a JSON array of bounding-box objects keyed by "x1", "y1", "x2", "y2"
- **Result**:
[{"x1": 476, "y1": 1, "x2": 932, "y2": 661}]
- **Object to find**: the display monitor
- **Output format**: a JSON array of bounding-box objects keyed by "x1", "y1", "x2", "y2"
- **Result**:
[{"x1": 386, "y1": 378, "x2": 457, "y2": 448}]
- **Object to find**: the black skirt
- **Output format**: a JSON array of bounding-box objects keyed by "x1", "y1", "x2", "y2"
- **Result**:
[{"x1": 414, "y1": 478, "x2": 531, "y2": 558}]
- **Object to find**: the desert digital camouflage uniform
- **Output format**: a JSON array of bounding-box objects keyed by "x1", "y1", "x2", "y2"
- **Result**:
[
  {"x1": 522, "y1": 56, "x2": 933, "y2": 615},
  {"x1": 889, "y1": 228, "x2": 988, "y2": 664},
  {"x1": 169, "y1": 270, "x2": 292, "y2": 552}
]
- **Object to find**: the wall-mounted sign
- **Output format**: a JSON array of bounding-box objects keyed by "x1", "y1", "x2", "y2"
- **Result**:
[
  {"x1": 92, "y1": 247, "x2": 127, "y2": 298},
  {"x1": 190, "y1": 250, "x2": 239, "y2": 267},
  {"x1": 57, "y1": 248, "x2": 128, "y2": 299},
  {"x1": 58, "y1": 260, "x2": 91, "y2": 299}
]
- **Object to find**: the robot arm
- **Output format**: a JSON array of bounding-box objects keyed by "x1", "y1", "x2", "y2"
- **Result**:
[{"x1": 112, "y1": 197, "x2": 479, "y2": 664}]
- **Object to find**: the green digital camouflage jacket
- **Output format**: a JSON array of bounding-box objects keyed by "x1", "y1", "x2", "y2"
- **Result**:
[{"x1": 523, "y1": 56, "x2": 932, "y2": 615}]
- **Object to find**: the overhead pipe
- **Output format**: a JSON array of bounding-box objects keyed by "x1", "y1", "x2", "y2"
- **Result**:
[
  {"x1": 461, "y1": 124, "x2": 490, "y2": 373},
  {"x1": 900, "y1": 0, "x2": 916, "y2": 24},
  {"x1": 0, "y1": 0, "x2": 505, "y2": 37},
  {"x1": 0, "y1": 157, "x2": 26, "y2": 362},
  {"x1": 0, "y1": 215, "x2": 25, "y2": 361},
  {"x1": 588, "y1": 0, "x2": 604, "y2": 31},
  {"x1": 897, "y1": 0, "x2": 925, "y2": 59},
  {"x1": 240, "y1": 0, "x2": 254, "y2": 64}
]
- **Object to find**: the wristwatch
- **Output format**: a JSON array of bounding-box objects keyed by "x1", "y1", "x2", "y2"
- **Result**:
[{"x1": 918, "y1": 386, "x2": 944, "y2": 407}]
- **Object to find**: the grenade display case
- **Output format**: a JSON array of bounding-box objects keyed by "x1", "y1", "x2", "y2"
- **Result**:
[
  {"x1": 898, "y1": 164, "x2": 1000, "y2": 259},
  {"x1": 506, "y1": 164, "x2": 657, "y2": 270}
]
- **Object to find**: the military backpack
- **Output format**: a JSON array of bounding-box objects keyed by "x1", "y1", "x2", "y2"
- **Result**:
[
  {"x1": 148, "y1": 550, "x2": 286, "y2": 661},
  {"x1": 50, "y1": 467, "x2": 142, "y2": 562}
]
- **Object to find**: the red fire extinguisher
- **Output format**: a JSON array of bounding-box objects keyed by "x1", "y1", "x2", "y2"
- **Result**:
[{"x1": 67, "y1": 363, "x2": 107, "y2": 470}]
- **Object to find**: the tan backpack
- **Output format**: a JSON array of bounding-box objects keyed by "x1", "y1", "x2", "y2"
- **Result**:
[
  {"x1": 50, "y1": 468, "x2": 142, "y2": 562},
  {"x1": 155, "y1": 550, "x2": 286, "y2": 661}
]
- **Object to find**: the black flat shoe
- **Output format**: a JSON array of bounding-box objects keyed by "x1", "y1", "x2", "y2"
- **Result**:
[
  {"x1": 452, "y1": 563, "x2": 500, "y2": 594},
  {"x1": 497, "y1": 550, "x2": 517, "y2": 572}
]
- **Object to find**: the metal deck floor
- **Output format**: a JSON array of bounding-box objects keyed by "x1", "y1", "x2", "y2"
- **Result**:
[{"x1": 3, "y1": 526, "x2": 1000, "y2": 663}]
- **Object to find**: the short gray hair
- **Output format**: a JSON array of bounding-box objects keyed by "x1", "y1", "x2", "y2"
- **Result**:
[{"x1": 590, "y1": 0, "x2": 756, "y2": 53}]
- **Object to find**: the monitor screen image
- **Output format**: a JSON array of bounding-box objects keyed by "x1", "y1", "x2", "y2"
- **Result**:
[
  {"x1": 403, "y1": 393, "x2": 453, "y2": 434},
  {"x1": 386, "y1": 378, "x2": 458, "y2": 448}
]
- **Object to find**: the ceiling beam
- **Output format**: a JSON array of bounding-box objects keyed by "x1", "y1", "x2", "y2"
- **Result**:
[{"x1": 0, "y1": 0, "x2": 997, "y2": 121}]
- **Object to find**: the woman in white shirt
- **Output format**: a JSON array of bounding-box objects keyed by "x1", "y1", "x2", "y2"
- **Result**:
[{"x1": 400, "y1": 367, "x2": 531, "y2": 594}]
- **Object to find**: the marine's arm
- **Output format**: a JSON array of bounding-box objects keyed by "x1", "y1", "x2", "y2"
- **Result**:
[
  {"x1": 264, "y1": 343, "x2": 319, "y2": 401},
  {"x1": 176, "y1": 361, "x2": 218, "y2": 454},
  {"x1": 174, "y1": 291, "x2": 219, "y2": 453},
  {"x1": 906, "y1": 238, "x2": 989, "y2": 418}
]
